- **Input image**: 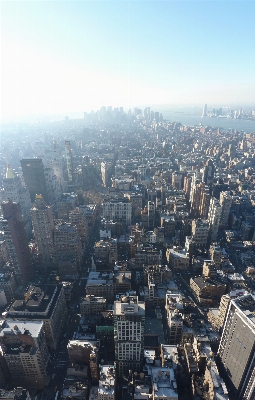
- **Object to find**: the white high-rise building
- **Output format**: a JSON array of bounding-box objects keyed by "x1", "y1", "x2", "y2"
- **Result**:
[
  {"x1": 191, "y1": 219, "x2": 209, "y2": 249},
  {"x1": 202, "y1": 104, "x2": 207, "y2": 117},
  {"x1": 114, "y1": 296, "x2": 145, "y2": 377}
]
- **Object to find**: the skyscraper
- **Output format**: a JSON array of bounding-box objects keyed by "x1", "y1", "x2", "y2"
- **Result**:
[
  {"x1": 1, "y1": 200, "x2": 33, "y2": 285},
  {"x1": 20, "y1": 159, "x2": 48, "y2": 203},
  {"x1": 65, "y1": 141, "x2": 73, "y2": 184},
  {"x1": 51, "y1": 141, "x2": 67, "y2": 192},
  {"x1": 202, "y1": 104, "x2": 207, "y2": 117},
  {"x1": 30, "y1": 195, "x2": 55, "y2": 264},
  {"x1": 202, "y1": 159, "x2": 215, "y2": 185},
  {"x1": 114, "y1": 295, "x2": 145, "y2": 377},
  {"x1": 218, "y1": 294, "x2": 255, "y2": 399},
  {"x1": 208, "y1": 197, "x2": 222, "y2": 241},
  {"x1": 220, "y1": 191, "x2": 232, "y2": 226}
]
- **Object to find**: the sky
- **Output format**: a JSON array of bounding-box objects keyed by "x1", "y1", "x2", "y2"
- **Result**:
[{"x1": 1, "y1": 0, "x2": 255, "y2": 121}]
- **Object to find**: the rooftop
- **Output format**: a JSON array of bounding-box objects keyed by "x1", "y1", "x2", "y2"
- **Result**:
[
  {"x1": 6, "y1": 284, "x2": 62, "y2": 319},
  {"x1": 114, "y1": 296, "x2": 145, "y2": 316},
  {"x1": 0, "y1": 320, "x2": 43, "y2": 338},
  {"x1": 151, "y1": 367, "x2": 178, "y2": 399},
  {"x1": 234, "y1": 294, "x2": 255, "y2": 323}
]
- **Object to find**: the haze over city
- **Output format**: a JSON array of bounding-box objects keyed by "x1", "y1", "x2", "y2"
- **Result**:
[
  {"x1": 1, "y1": 0, "x2": 255, "y2": 122},
  {"x1": 1, "y1": 2, "x2": 255, "y2": 400}
]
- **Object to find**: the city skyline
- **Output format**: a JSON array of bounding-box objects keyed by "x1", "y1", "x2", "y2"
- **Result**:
[{"x1": 1, "y1": 0, "x2": 255, "y2": 122}]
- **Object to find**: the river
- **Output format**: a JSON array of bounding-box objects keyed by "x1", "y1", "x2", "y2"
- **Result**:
[{"x1": 160, "y1": 107, "x2": 255, "y2": 133}]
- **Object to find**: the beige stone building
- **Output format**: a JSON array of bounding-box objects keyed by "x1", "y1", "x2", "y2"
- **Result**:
[
  {"x1": 67, "y1": 339, "x2": 99, "y2": 383},
  {"x1": 80, "y1": 295, "x2": 106, "y2": 317},
  {"x1": 190, "y1": 277, "x2": 226, "y2": 306},
  {"x1": 0, "y1": 320, "x2": 50, "y2": 390},
  {"x1": 6, "y1": 284, "x2": 67, "y2": 350},
  {"x1": 54, "y1": 222, "x2": 82, "y2": 265},
  {"x1": 166, "y1": 248, "x2": 189, "y2": 271}
]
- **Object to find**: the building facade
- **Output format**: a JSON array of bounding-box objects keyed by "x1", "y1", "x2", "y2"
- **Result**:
[
  {"x1": 6, "y1": 284, "x2": 67, "y2": 350},
  {"x1": 0, "y1": 320, "x2": 50, "y2": 390},
  {"x1": 218, "y1": 294, "x2": 255, "y2": 399},
  {"x1": 30, "y1": 195, "x2": 55, "y2": 264},
  {"x1": 114, "y1": 296, "x2": 145, "y2": 377},
  {"x1": 103, "y1": 200, "x2": 132, "y2": 226},
  {"x1": 1, "y1": 201, "x2": 33, "y2": 285},
  {"x1": 20, "y1": 159, "x2": 49, "y2": 203}
]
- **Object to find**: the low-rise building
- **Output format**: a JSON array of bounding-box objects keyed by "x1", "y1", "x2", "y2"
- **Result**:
[
  {"x1": 67, "y1": 339, "x2": 100, "y2": 383},
  {"x1": 166, "y1": 248, "x2": 189, "y2": 271},
  {"x1": 190, "y1": 277, "x2": 226, "y2": 306},
  {"x1": 150, "y1": 367, "x2": 178, "y2": 400},
  {"x1": 80, "y1": 296, "x2": 106, "y2": 317},
  {"x1": 98, "y1": 365, "x2": 116, "y2": 400}
]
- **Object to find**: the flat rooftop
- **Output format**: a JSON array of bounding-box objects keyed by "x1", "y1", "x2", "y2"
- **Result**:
[
  {"x1": 234, "y1": 294, "x2": 255, "y2": 323},
  {"x1": 114, "y1": 297, "x2": 145, "y2": 316},
  {"x1": 145, "y1": 315, "x2": 164, "y2": 345},
  {"x1": 6, "y1": 284, "x2": 62, "y2": 319},
  {"x1": 0, "y1": 320, "x2": 43, "y2": 338}
]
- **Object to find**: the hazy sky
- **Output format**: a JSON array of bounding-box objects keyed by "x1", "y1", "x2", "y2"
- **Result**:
[{"x1": 1, "y1": 0, "x2": 255, "y2": 121}]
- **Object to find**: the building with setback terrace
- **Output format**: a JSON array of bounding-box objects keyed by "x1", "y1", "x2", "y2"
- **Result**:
[{"x1": 5, "y1": 284, "x2": 67, "y2": 350}]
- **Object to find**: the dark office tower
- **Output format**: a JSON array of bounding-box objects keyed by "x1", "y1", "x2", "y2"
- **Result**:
[
  {"x1": 218, "y1": 294, "x2": 255, "y2": 399},
  {"x1": 20, "y1": 159, "x2": 48, "y2": 203},
  {"x1": 1, "y1": 201, "x2": 33, "y2": 285},
  {"x1": 65, "y1": 141, "x2": 73, "y2": 183},
  {"x1": 228, "y1": 143, "x2": 236, "y2": 160}
]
